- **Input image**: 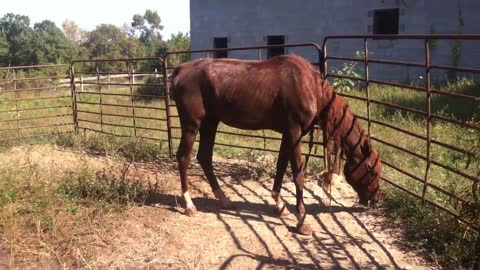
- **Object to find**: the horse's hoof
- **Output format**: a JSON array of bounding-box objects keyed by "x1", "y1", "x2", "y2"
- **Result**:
[
  {"x1": 297, "y1": 222, "x2": 313, "y2": 236},
  {"x1": 274, "y1": 205, "x2": 290, "y2": 217},
  {"x1": 185, "y1": 206, "x2": 198, "y2": 217},
  {"x1": 221, "y1": 199, "x2": 235, "y2": 210}
]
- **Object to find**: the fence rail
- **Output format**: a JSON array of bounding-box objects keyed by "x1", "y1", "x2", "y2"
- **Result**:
[{"x1": 0, "y1": 36, "x2": 478, "y2": 233}]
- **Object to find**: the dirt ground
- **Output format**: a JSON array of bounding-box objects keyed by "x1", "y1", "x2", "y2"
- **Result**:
[{"x1": 0, "y1": 145, "x2": 437, "y2": 269}]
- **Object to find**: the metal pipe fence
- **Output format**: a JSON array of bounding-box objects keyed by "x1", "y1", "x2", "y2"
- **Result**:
[
  {"x1": 0, "y1": 64, "x2": 74, "y2": 142},
  {"x1": 0, "y1": 36, "x2": 478, "y2": 232},
  {"x1": 323, "y1": 34, "x2": 480, "y2": 232}
]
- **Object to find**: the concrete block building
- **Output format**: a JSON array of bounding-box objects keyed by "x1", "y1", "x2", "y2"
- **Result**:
[{"x1": 190, "y1": 0, "x2": 480, "y2": 82}]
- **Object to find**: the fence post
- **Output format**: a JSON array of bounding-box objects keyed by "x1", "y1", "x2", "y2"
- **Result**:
[
  {"x1": 364, "y1": 38, "x2": 372, "y2": 140},
  {"x1": 422, "y1": 39, "x2": 432, "y2": 202},
  {"x1": 127, "y1": 61, "x2": 137, "y2": 137},
  {"x1": 13, "y1": 69, "x2": 20, "y2": 137},
  {"x1": 70, "y1": 64, "x2": 79, "y2": 133},
  {"x1": 163, "y1": 58, "x2": 174, "y2": 157},
  {"x1": 80, "y1": 76, "x2": 84, "y2": 92},
  {"x1": 322, "y1": 40, "x2": 329, "y2": 170},
  {"x1": 257, "y1": 48, "x2": 267, "y2": 150},
  {"x1": 96, "y1": 62, "x2": 104, "y2": 132}
]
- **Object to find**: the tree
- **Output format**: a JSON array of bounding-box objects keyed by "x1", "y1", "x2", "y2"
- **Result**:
[
  {"x1": 166, "y1": 32, "x2": 190, "y2": 66},
  {"x1": 131, "y1": 9, "x2": 164, "y2": 43},
  {"x1": 32, "y1": 20, "x2": 79, "y2": 64},
  {"x1": 85, "y1": 24, "x2": 144, "y2": 60},
  {"x1": 0, "y1": 13, "x2": 34, "y2": 66},
  {"x1": 130, "y1": 9, "x2": 166, "y2": 58},
  {"x1": 62, "y1": 19, "x2": 86, "y2": 43}
]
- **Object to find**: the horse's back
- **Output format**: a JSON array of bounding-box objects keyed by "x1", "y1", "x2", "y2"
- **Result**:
[{"x1": 172, "y1": 55, "x2": 319, "y2": 131}]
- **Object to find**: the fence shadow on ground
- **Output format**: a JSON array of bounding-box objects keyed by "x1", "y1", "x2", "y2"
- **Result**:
[{"x1": 133, "y1": 158, "x2": 406, "y2": 269}]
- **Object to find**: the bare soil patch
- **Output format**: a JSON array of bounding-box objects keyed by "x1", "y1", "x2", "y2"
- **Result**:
[{"x1": 0, "y1": 145, "x2": 436, "y2": 269}]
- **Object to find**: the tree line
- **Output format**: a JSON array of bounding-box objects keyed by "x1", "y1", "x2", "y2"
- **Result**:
[{"x1": 0, "y1": 10, "x2": 190, "y2": 68}]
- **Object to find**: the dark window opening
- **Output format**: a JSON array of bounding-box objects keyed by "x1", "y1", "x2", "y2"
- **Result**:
[
  {"x1": 213, "y1": 37, "x2": 228, "y2": 58},
  {"x1": 267, "y1": 35, "x2": 285, "y2": 58},
  {"x1": 373, "y1": 9, "x2": 399, "y2": 34}
]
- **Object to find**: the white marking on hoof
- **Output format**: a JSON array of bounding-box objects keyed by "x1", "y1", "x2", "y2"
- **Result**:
[{"x1": 183, "y1": 191, "x2": 196, "y2": 211}]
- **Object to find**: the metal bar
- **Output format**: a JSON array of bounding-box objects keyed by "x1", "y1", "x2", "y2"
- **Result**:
[
  {"x1": 368, "y1": 79, "x2": 427, "y2": 93},
  {"x1": 430, "y1": 159, "x2": 479, "y2": 184},
  {"x1": 75, "y1": 101, "x2": 166, "y2": 111},
  {"x1": 430, "y1": 64, "x2": 480, "y2": 74},
  {"x1": 0, "y1": 113, "x2": 72, "y2": 123},
  {"x1": 0, "y1": 75, "x2": 69, "y2": 83},
  {"x1": 338, "y1": 92, "x2": 428, "y2": 116},
  {"x1": 162, "y1": 59, "x2": 174, "y2": 157},
  {"x1": 0, "y1": 122, "x2": 73, "y2": 132},
  {"x1": 431, "y1": 114, "x2": 480, "y2": 131},
  {"x1": 327, "y1": 73, "x2": 366, "y2": 82},
  {"x1": 171, "y1": 135, "x2": 325, "y2": 159},
  {"x1": 96, "y1": 62, "x2": 104, "y2": 132},
  {"x1": 422, "y1": 40, "x2": 432, "y2": 201},
  {"x1": 79, "y1": 126, "x2": 163, "y2": 142},
  {"x1": 0, "y1": 86, "x2": 70, "y2": 93},
  {"x1": 77, "y1": 109, "x2": 167, "y2": 121},
  {"x1": 371, "y1": 136, "x2": 427, "y2": 161},
  {"x1": 382, "y1": 160, "x2": 425, "y2": 184},
  {"x1": 324, "y1": 34, "x2": 480, "y2": 41},
  {"x1": 357, "y1": 115, "x2": 427, "y2": 141},
  {"x1": 322, "y1": 40, "x2": 329, "y2": 170},
  {"x1": 70, "y1": 64, "x2": 78, "y2": 133},
  {"x1": 0, "y1": 96, "x2": 71, "y2": 103},
  {"x1": 78, "y1": 118, "x2": 168, "y2": 132},
  {"x1": 364, "y1": 38, "x2": 371, "y2": 139},
  {"x1": 127, "y1": 61, "x2": 137, "y2": 137},
  {"x1": 431, "y1": 88, "x2": 480, "y2": 101},
  {"x1": 0, "y1": 105, "x2": 71, "y2": 114},
  {"x1": 0, "y1": 131, "x2": 73, "y2": 142},
  {"x1": 77, "y1": 91, "x2": 164, "y2": 99},
  {"x1": 430, "y1": 138, "x2": 477, "y2": 158},
  {"x1": 165, "y1": 42, "x2": 322, "y2": 58},
  {"x1": 257, "y1": 48, "x2": 267, "y2": 150},
  {"x1": 0, "y1": 63, "x2": 68, "y2": 71},
  {"x1": 76, "y1": 81, "x2": 166, "y2": 88},
  {"x1": 13, "y1": 70, "x2": 20, "y2": 137}
]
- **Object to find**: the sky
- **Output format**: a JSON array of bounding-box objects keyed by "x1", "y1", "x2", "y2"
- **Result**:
[{"x1": 0, "y1": 0, "x2": 190, "y2": 38}]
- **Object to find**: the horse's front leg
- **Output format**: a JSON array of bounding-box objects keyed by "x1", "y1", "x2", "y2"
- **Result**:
[
  {"x1": 271, "y1": 136, "x2": 290, "y2": 216},
  {"x1": 288, "y1": 127, "x2": 313, "y2": 236}
]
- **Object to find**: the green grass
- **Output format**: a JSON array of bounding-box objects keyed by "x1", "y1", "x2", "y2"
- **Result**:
[{"x1": 1, "y1": 77, "x2": 479, "y2": 268}]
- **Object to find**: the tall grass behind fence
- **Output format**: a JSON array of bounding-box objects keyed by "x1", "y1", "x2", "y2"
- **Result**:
[{"x1": 0, "y1": 64, "x2": 74, "y2": 146}]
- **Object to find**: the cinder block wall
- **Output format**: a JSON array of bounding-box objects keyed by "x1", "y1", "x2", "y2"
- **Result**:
[{"x1": 190, "y1": 0, "x2": 480, "y2": 83}]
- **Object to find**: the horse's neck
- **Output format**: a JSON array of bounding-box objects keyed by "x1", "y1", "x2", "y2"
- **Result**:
[{"x1": 341, "y1": 120, "x2": 367, "y2": 163}]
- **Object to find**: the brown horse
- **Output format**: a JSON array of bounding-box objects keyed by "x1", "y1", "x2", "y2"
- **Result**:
[{"x1": 172, "y1": 55, "x2": 381, "y2": 235}]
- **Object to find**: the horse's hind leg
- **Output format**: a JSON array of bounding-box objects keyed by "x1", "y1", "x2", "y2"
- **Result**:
[
  {"x1": 288, "y1": 126, "x2": 313, "y2": 236},
  {"x1": 177, "y1": 126, "x2": 198, "y2": 216},
  {"x1": 197, "y1": 120, "x2": 233, "y2": 209},
  {"x1": 272, "y1": 136, "x2": 290, "y2": 216}
]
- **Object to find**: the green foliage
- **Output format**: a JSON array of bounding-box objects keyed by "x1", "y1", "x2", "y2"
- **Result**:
[
  {"x1": 382, "y1": 189, "x2": 479, "y2": 268},
  {"x1": 85, "y1": 24, "x2": 144, "y2": 60},
  {"x1": 135, "y1": 76, "x2": 164, "y2": 101},
  {"x1": 131, "y1": 9, "x2": 164, "y2": 44},
  {"x1": 0, "y1": 14, "x2": 80, "y2": 66},
  {"x1": 332, "y1": 51, "x2": 363, "y2": 92},
  {"x1": 166, "y1": 32, "x2": 191, "y2": 66},
  {"x1": 58, "y1": 166, "x2": 159, "y2": 207}
]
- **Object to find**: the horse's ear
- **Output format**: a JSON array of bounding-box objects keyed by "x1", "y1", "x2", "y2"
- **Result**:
[{"x1": 361, "y1": 138, "x2": 372, "y2": 157}]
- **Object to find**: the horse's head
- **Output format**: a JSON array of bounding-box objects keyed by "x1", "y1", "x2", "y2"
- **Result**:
[{"x1": 343, "y1": 140, "x2": 382, "y2": 207}]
